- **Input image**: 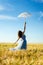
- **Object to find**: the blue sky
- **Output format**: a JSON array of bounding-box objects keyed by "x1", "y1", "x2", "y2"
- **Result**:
[{"x1": 0, "y1": 0, "x2": 43, "y2": 43}]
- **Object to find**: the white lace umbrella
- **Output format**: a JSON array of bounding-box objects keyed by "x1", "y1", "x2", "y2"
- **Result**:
[{"x1": 18, "y1": 12, "x2": 31, "y2": 21}]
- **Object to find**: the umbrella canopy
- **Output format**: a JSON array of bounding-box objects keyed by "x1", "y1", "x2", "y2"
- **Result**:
[{"x1": 18, "y1": 12, "x2": 31, "y2": 18}]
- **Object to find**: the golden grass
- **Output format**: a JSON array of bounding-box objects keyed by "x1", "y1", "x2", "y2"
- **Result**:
[{"x1": 0, "y1": 43, "x2": 43, "y2": 65}]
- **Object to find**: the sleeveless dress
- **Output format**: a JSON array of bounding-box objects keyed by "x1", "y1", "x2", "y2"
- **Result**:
[
  {"x1": 21, "y1": 35, "x2": 27, "y2": 49},
  {"x1": 9, "y1": 35, "x2": 27, "y2": 50}
]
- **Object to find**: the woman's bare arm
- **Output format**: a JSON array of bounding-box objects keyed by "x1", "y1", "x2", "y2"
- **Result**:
[
  {"x1": 14, "y1": 22, "x2": 26, "y2": 43},
  {"x1": 23, "y1": 22, "x2": 26, "y2": 34},
  {"x1": 14, "y1": 38, "x2": 20, "y2": 44}
]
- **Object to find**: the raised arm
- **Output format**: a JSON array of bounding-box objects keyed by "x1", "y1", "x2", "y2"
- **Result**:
[{"x1": 23, "y1": 22, "x2": 26, "y2": 34}]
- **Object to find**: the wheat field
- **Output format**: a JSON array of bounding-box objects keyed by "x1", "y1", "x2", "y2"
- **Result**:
[{"x1": 0, "y1": 43, "x2": 43, "y2": 65}]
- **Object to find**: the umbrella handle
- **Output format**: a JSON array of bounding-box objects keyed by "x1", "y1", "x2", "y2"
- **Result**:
[{"x1": 25, "y1": 17, "x2": 26, "y2": 22}]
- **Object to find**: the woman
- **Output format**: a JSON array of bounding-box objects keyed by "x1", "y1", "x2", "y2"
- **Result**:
[{"x1": 9, "y1": 22, "x2": 27, "y2": 50}]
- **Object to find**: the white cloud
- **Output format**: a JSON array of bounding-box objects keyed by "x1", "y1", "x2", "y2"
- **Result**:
[
  {"x1": 0, "y1": 4, "x2": 14, "y2": 11},
  {"x1": 38, "y1": 11, "x2": 43, "y2": 20},
  {"x1": 32, "y1": 0, "x2": 43, "y2": 3},
  {"x1": 5, "y1": 3, "x2": 14, "y2": 11},
  {"x1": 0, "y1": 5, "x2": 5, "y2": 10},
  {"x1": 40, "y1": 11, "x2": 43, "y2": 17},
  {"x1": 0, "y1": 15, "x2": 16, "y2": 20}
]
